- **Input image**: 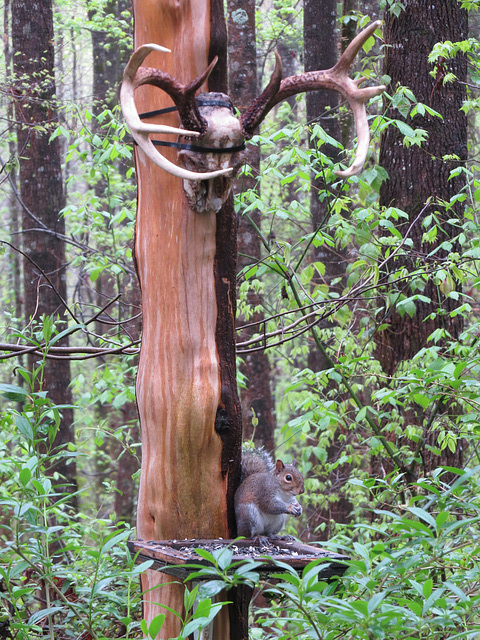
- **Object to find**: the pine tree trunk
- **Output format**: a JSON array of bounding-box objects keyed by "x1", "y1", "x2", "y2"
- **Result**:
[
  {"x1": 12, "y1": 0, "x2": 77, "y2": 502},
  {"x1": 377, "y1": 0, "x2": 468, "y2": 473},
  {"x1": 4, "y1": 0, "x2": 23, "y2": 334},
  {"x1": 227, "y1": 0, "x2": 275, "y2": 452}
]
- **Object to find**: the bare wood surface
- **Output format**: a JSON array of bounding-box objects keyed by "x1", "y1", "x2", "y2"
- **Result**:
[{"x1": 132, "y1": 0, "x2": 233, "y2": 635}]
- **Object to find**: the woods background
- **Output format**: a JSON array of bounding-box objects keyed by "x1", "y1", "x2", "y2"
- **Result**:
[{"x1": 1, "y1": 0, "x2": 480, "y2": 638}]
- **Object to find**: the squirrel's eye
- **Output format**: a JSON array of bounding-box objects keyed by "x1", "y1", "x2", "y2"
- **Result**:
[{"x1": 285, "y1": 474, "x2": 292, "y2": 482}]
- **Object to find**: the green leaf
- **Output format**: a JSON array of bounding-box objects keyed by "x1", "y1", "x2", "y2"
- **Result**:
[
  {"x1": 435, "y1": 511, "x2": 449, "y2": 529},
  {"x1": 29, "y1": 606, "x2": 63, "y2": 625},
  {"x1": 184, "y1": 584, "x2": 199, "y2": 612},
  {"x1": 362, "y1": 35, "x2": 375, "y2": 54},
  {"x1": 16, "y1": 415, "x2": 34, "y2": 440},
  {"x1": 408, "y1": 506, "x2": 436, "y2": 528},
  {"x1": 19, "y1": 467, "x2": 31, "y2": 486},
  {"x1": 182, "y1": 602, "x2": 224, "y2": 637},
  {"x1": 198, "y1": 580, "x2": 226, "y2": 598},
  {"x1": 0, "y1": 383, "x2": 28, "y2": 402},
  {"x1": 412, "y1": 393, "x2": 430, "y2": 409},
  {"x1": 216, "y1": 549, "x2": 233, "y2": 570},
  {"x1": 423, "y1": 578, "x2": 433, "y2": 599},
  {"x1": 406, "y1": 599, "x2": 422, "y2": 616},
  {"x1": 101, "y1": 529, "x2": 130, "y2": 553},
  {"x1": 453, "y1": 361, "x2": 467, "y2": 379},
  {"x1": 194, "y1": 548, "x2": 216, "y2": 564},
  {"x1": 367, "y1": 591, "x2": 386, "y2": 614},
  {"x1": 194, "y1": 598, "x2": 212, "y2": 618},
  {"x1": 31, "y1": 479, "x2": 45, "y2": 495},
  {"x1": 91, "y1": 577, "x2": 114, "y2": 595},
  {"x1": 148, "y1": 613, "x2": 166, "y2": 639},
  {"x1": 49, "y1": 323, "x2": 85, "y2": 346}
]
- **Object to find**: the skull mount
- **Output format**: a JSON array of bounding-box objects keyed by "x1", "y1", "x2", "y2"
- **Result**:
[
  {"x1": 120, "y1": 24, "x2": 386, "y2": 212},
  {"x1": 178, "y1": 93, "x2": 247, "y2": 213}
]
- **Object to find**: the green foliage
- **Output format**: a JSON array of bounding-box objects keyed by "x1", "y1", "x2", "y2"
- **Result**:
[
  {"x1": 255, "y1": 0, "x2": 302, "y2": 61},
  {"x1": 235, "y1": 1, "x2": 480, "y2": 549},
  {"x1": 257, "y1": 472, "x2": 480, "y2": 639},
  {"x1": 148, "y1": 469, "x2": 480, "y2": 639},
  {"x1": 2, "y1": 0, "x2": 480, "y2": 638},
  {"x1": 0, "y1": 354, "x2": 147, "y2": 639},
  {"x1": 381, "y1": 1, "x2": 406, "y2": 18}
]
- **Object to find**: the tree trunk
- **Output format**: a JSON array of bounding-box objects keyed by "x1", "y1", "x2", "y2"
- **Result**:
[
  {"x1": 89, "y1": 0, "x2": 131, "y2": 108},
  {"x1": 303, "y1": 0, "x2": 353, "y2": 540},
  {"x1": 377, "y1": 0, "x2": 468, "y2": 472},
  {"x1": 4, "y1": 0, "x2": 23, "y2": 334},
  {"x1": 88, "y1": 0, "x2": 140, "y2": 527},
  {"x1": 132, "y1": 0, "x2": 242, "y2": 635},
  {"x1": 11, "y1": 0, "x2": 77, "y2": 502},
  {"x1": 305, "y1": 0, "x2": 342, "y2": 373},
  {"x1": 227, "y1": 0, "x2": 276, "y2": 452}
]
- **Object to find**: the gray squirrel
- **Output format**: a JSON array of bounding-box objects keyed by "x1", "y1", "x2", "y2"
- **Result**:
[{"x1": 234, "y1": 448, "x2": 304, "y2": 539}]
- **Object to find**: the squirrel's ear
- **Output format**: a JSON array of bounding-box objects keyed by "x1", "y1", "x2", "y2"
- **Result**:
[
  {"x1": 292, "y1": 458, "x2": 298, "y2": 466},
  {"x1": 275, "y1": 460, "x2": 285, "y2": 472}
]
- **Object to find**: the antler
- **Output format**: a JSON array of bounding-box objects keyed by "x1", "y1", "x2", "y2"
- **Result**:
[
  {"x1": 120, "y1": 44, "x2": 233, "y2": 181},
  {"x1": 241, "y1": 21, "x2": 386, "y2": 178}
]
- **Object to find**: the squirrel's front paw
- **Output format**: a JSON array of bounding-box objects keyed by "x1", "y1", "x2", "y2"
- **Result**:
[{"x1": 287, "y1": 502, "x2": 302, "y2": 517}]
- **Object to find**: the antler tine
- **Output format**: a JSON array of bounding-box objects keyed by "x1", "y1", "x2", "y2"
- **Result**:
[
  {"x1": 134, "y1": 56, "x2": 219, "y2": 134},
  {"x1": 333, "y1": 20, "x2": 380, "y2": 74},
  {"x1": 241, "y1": 21, "x2": 385, "y2": 177},
  {"x1": 240, "y1": 51, "x2": 283, "y2": 140},
  {"x1": 330, "y1": 21, "x2": 385, "y2": 177},
  {"x1": 120, "y1": 44, "x2": 232, "y2": 181}
]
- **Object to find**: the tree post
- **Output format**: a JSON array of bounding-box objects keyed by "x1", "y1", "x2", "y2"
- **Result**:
[
  {"x1": 124, "y1": 5, "x2": 384, "y2": 635},
  {"x1": 130, "y1": 0, "x2": 242, "y2": 636}
]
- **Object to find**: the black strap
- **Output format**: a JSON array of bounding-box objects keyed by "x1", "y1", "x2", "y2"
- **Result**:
[
  {"x1": 135, "y1": 98, "x2": 243, "y2": 154},
  {"x1": 139, "y1": 106, "x2": 178, "y2": 119},
  {"x1": 139, "y1": 99, "x2": 233, "y2": 121}
]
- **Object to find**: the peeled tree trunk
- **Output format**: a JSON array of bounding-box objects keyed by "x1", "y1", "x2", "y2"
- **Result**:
[
  {"x1": 124, "y1": 2, "x2": 384, "y2": 635},
  {"x1": 130, "y1": 1, "x2": 241, "y2": 636}
]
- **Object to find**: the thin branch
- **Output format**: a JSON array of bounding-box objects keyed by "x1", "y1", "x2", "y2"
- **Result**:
[
  {"x1": 0, "y1": 294, "x2": 140, "y2": 360},
  {"x1": 0, "y1": 341, "x2": 140, "y2": 360},
  {"x1": 288, "y1": 276, "x2": 415, "y2": 481},
  {"x1": 1, "y1": 239, "x2": 79, "y2": 324}
]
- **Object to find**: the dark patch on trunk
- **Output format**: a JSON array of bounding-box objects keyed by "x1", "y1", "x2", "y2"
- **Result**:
[
  {"x1": 208, "y1": 0, "x2": 228, "y2": 92},
  {"x1": 213, "y1": 192, "x2": 243, "y2": 536},
  {"x1": 208, "y1": 3, "x2": 243, "y2": 536}
]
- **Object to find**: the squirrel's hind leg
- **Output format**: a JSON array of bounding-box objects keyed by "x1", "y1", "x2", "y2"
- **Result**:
[{"x1": 235, "y1": 502, "x2": 263, "y2": 538}]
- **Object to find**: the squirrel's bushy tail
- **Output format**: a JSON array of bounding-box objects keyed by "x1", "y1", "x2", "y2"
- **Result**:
[{"x1": 240, "y1": 447, "x2": 275, "y2": 481}]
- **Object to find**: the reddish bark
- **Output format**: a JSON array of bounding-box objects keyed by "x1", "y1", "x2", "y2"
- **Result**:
[{"x1": 131, "y1": 0, "x2": 241, "y2": 635}]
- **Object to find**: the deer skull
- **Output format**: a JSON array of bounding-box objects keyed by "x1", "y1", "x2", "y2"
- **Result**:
[{"x1": 178, "y1": 94, "x2": 246, "y2": 213}]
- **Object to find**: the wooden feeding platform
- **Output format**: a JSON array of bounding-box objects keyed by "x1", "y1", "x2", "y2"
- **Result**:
[{"x1": 127, "y1": 538, "x2": 349, "y2": 581}]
